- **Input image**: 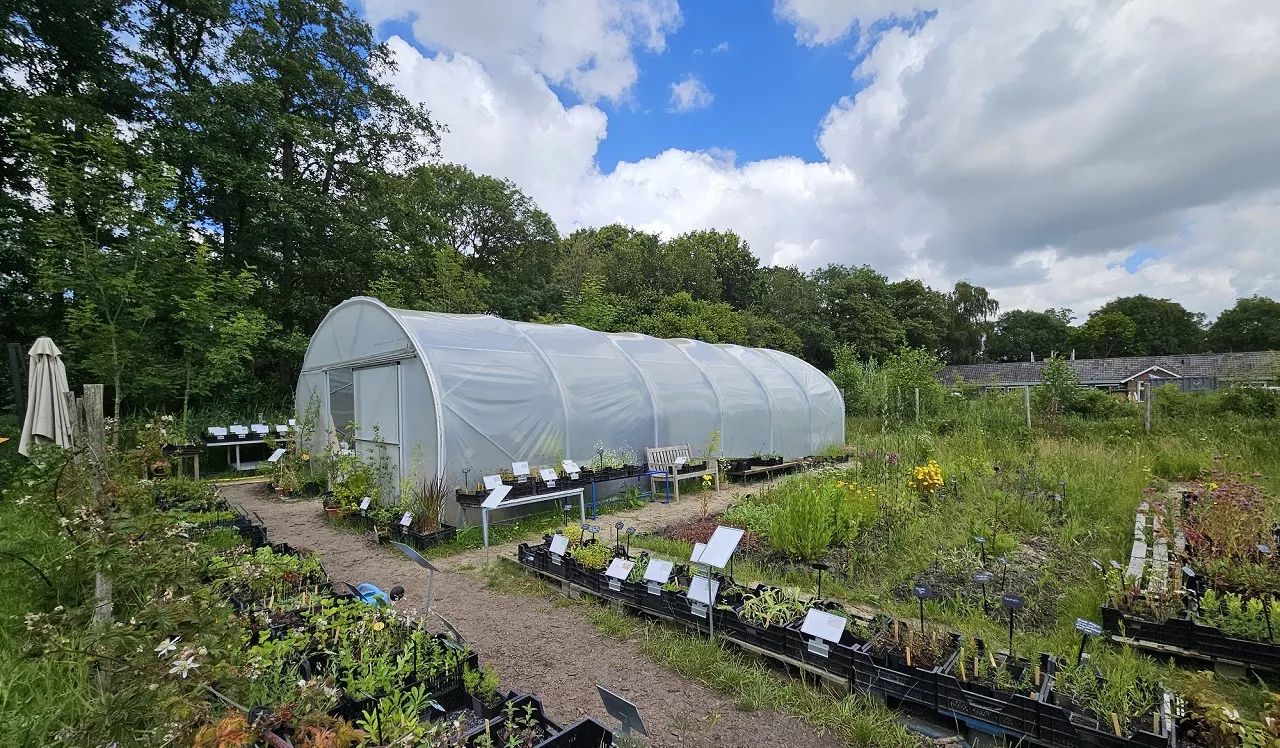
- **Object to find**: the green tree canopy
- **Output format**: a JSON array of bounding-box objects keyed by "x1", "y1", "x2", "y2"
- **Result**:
[
  {"x1": 1091, "y1": 295, "x2": 1204, "y2": 356},
  {"x1": 988, "y1": 309, "x2": 1073, "y2": 362},
  {"x1": 1207, "y1": 296, "x2": 1280, "y2": 352}
]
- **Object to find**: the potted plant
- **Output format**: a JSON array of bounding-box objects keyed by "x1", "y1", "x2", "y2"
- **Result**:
[{"x1": 463, "y1": 663, "x2": 504, "y2": 719}]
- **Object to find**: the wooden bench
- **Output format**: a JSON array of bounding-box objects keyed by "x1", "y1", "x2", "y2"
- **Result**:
[{"x1": 645, "y1": 445, "x2": 718, "y2": 502}]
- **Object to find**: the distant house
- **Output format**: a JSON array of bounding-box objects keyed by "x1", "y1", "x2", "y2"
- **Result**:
[{"x1": 940, "y1": 352, "x2": 1279, "y2": 401}]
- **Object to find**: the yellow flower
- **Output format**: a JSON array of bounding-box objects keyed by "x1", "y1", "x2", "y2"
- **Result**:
[
  {"x1": 302, "y1": 453, "x2": 310, "y2": 462},
  {"x1": 372, "y1": 621, "x2": 385, "y2": 631}
]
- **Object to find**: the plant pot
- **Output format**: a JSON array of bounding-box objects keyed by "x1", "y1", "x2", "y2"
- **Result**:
[
  {"x1": 470, "y1": 694, "x2": 504, "y2": 720},
  {"x1": 325, "y1": 507, "x2": 341, "y2": 519}
]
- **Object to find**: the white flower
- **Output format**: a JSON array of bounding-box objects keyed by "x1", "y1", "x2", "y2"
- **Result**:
[
  {"x1": 169, "y1": 657, "x2": 200, "y2": 678},
  {"x1": 155, "y1": 636, "x2": 180, "y2": 657}
]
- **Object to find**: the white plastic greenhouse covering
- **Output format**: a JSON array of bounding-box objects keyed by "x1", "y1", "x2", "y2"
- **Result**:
[{"x1": 296, "y1": 297, "x2": 844, "y2": 515}]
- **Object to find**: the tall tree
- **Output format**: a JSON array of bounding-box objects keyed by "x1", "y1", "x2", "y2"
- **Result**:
[
  {"x1": 988, "y1": 309, "x2": 1072, "y2": 362},
  {"x1": 943, "y1": 281, "x2": 999, "y2": 364},
  {"x1": 1071, "y1": 311, "x2": 1137, "y2": 358},
  {"x1": 813, "y1": 264, "x2": 905, "y2": 363},
  {"x1": 1207, "y1": 296, "x2": 1280, "y2": 352},
  {"x1": 756, "y1": 266, "x2": 833, "y2": 367},
  {"x1": 887, "y1": 279, "x2": 948, "y2": 352},
  {"x1": 1092, "y1": 295, "x2": 1205, "y2": 356}
]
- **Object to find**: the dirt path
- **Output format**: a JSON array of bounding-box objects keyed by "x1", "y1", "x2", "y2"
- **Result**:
[{"x1": 223, "y1": 480, "x2": 837, "y2": 748}]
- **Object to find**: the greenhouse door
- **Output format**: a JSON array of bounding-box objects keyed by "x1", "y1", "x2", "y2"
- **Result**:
[{"x1": 353, "y1": 363, "x2": 402, "y2": 498}]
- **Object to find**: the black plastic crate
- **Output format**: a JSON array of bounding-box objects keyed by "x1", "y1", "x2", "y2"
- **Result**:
[
  {"x1": 534, "y1": 718, "x2": 613, "y2": 747},
  {"x1": 403, "y1": 524, "x2": 458, "y2": 551},
  {"x1": 851, "y1": 642, "x2": 945, "y2": 710},
  {"x1": 1038, "y1": 656, "x2": 1171, "y2": 748},
  {"x1": 1103, "y1": 604, "x2": 1280, "y2": 672},
  {"x1": 781, "y1": 622, "x2": 862, "y2": 681},
  {"x1": 461, "y1": 695, "x2": 561, "y2": 747},
  {"x1": 934, "y1": 644, "x2": 1040, "y2": 739}
]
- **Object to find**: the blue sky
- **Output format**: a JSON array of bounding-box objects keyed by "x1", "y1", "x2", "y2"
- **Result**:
[
  {"x1": 356, "y1": 1, "x2": 1280, "y2": 318},
  {"x1": 585, "y1": 2, "x2": 857, "y2": 169},
  {"x1": 370, "y1": 3, "x2": 867, "y2": 169}
]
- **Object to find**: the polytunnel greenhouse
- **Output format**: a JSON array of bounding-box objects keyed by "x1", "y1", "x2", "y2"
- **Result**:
[{"x1": 296, "y1": 297, "x2": 844, "y2": 518}]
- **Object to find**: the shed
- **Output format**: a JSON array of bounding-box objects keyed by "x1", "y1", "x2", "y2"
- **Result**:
[{"x1": 296, "y1": 297, "x2": 844, "y2": 517}]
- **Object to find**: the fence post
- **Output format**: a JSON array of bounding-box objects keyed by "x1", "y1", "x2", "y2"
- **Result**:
[
  {"x1": 1024, "y1": 385, "x2": 1032, "y2": 428},
  {"x1": 914, "y1": 387, "x2": 920, "y2": 422},
  {"x1": 1144, "y1": 382, "x2": 1152, "y2": 434}
]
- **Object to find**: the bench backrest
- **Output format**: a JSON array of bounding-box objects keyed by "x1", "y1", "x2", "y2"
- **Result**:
[{"x1": 646, "y1": 444, "x2": 692, "y2": 468}]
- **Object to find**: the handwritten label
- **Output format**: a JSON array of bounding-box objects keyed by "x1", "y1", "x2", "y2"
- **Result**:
[{"x1": 1075, "y1": 618, "x2": 1102, "y2": 636}]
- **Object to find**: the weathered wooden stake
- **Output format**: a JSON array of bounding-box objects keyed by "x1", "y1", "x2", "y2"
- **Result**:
[
  {"x1": 84, "y1": 385, "x2": 112, "y2": 630},
  {"x1": 1143, "y1": 382, "x2": 1153, "y2": 434},
  {"x1": 1024, "y1": 385, "x2": 1032, "y2": 428},
  {"x1": 914, "y1": 387, "x2": 920, "y2": 422}
]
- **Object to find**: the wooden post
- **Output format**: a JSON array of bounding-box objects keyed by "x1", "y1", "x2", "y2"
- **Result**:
[
  {"x1": 1143, "y1": 382, "x2": 1152, "y2": 434},
  {"x1": 83, "y1": 385, "x2": 112, "y2": 629},
  {"x1": 1024, "y1": 385, "x2": 1032, "y2": 428},
  {"x1": 914, "y1": 387, "x2": 920, "y2": 422}
]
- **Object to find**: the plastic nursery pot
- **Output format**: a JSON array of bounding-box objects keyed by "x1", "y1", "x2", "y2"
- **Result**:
[{"x1": 470, "y1": 694, "x2": 505, "y2": 720}]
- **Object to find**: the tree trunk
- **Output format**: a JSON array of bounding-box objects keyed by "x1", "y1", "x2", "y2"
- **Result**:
[{"x1": 280, "y1": 131, "x2": 296, "y2": 333}]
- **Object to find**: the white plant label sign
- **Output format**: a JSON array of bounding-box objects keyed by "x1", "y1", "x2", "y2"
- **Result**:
[
  {"x1": 800, "y1": 609, "x2": 847, "y2": 643},
  {"x1": 539, "y1": 468, "x2": 558, "y2": 482},
  {"x1": 483, "y1": 474, "x2": 504, "y2": 490},
  {"x1": 549, "y1": 534, "x2": 569, "y2": 556},
  {"x1": 400, "y1": 511, "x2": 413, "y2": 527},
  {"x1": 266, "y1": 448, "x2": 287, "y2": 463},
  {"x1": 359, "y1": 497, "x2": 372, "y2": 511},
  {"x1": 688, "y1": 575, "x2": 719, "y2": 605},
  {"x1": 512, "y1": 461, "x2": 530, "y2": 476},
  {"x1": 605, "y1": 558, "x2": 635, "y2": 580},
  {"x1": 643, "y1": 559, "x2": 674, "y2": 584}
]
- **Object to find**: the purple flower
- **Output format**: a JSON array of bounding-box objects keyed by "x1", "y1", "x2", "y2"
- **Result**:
[{"x1": 886, "y1": 454, "x2": 900, "y2": 466}]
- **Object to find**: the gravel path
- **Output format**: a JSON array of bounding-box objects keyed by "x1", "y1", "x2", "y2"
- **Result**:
[{"x1": 223, "y1": 480, "x2": 837, "y2": 748}]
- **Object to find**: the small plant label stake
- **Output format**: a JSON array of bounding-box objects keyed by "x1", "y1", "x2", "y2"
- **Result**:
[
  {"x1": 975, "y1": 536, "x2": 987, "y2": 562},
  {"x1": 1075, "y1": 618, "x2": 1102, "y2": 664},
  {"x1": 480, "y1": 484, "x2": 512, "y2": 547},
  {"x1": 549, "y1": 534, "x2": 569, "y2": 565},
  {"x1": 643, "y1": 558, "x2": 673, "y2": 596},
  {"x1": 597, "y1": 684, "x2": 649, "y2": 738},
  {"x1": 483, "y1": 474, "x2": 503, "y2": 490},
  {"x1": 562, "y1": 460, "x2": 580, "y2": 481},
  {"x1": 812, "y1": 561, "x2": 829, "y2": 600},
  {"x1": 540, "y1": 467, "x2": 558, "y2": 488},
  {"x1": 266, "y1": 448, "x2": 287, "y2": 463},
  {"x1": 400, "y1": 511, "x2": 413, "y2": 528},
  {"x1": 511, "y1": 461, "x2": 530, "y2": 482},
  {"x1": 1001, "y1": 593, "x2": 1026, "y2": 655},
  {"x1": 359, "y1": 496, "x2": 372, "y2": 513},
  {"x1": 912, "y1": 583, "x2": 934, "y2": 634},
  {"x1": 972, "y1": 571, "x2": 992, "y2": 609},
  {"x1": 800, "y1": 608, "x2": 846, "y2": 659},
  {"x1": 605, "y1": 558, "x2": 634, "y2": 592}
]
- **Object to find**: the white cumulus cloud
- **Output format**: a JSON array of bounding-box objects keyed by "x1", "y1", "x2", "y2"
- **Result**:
[
  {"x1": 667, "y1": 74, "x2": 714, "y2": 112},
  {"x1": 377, "y1": 0, "x2": 1280, "y2": 318}
]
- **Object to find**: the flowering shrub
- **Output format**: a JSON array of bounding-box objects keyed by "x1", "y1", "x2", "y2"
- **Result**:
[{"x1": 908, "y1": 459, "x2": 944, "y2": 496}]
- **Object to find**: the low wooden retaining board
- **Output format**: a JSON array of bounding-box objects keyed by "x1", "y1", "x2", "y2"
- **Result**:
[{"x1": 514, "y1": 545, "x2": 1178, "y2": 748}]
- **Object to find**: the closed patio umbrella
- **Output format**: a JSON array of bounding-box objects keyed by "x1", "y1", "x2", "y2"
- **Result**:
[{"x1": 18, "y1": 337, "x2": 73, "y2": 456}]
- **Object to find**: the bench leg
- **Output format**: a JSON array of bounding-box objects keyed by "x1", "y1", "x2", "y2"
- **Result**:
[{"x1": 673, "y1": 479, "x2": 679, "y2": 502}]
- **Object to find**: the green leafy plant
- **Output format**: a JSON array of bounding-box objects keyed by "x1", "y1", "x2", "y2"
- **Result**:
[
  {"x1": 738, "y1": 587, "x2": 807, "y2": 628},
  {"x1": 464, "y1": 663, "x2": 502, "y2": 708},
  {"x1": 572, "y1": 542, "x2": 613, "y2": 571}
]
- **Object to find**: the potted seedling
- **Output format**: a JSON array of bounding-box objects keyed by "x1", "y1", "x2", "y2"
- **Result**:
[{"x1": 464, "y1": 663, "x2": 504, "y2": 719}]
